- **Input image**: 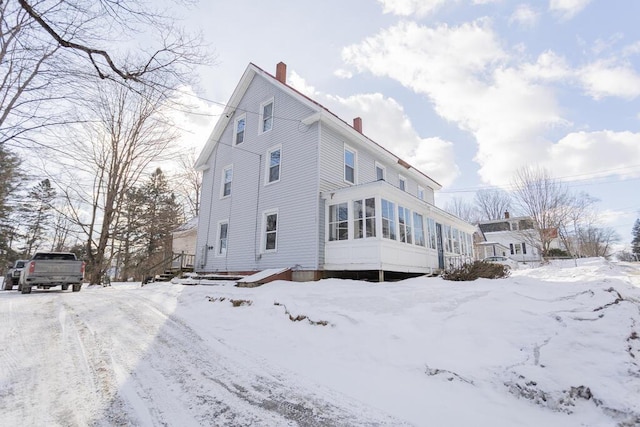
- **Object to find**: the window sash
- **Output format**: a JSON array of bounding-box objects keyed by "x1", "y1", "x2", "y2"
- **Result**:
[
  {"x1": 344, "y1": 148, "x2": 355, "y2": 184},
  {"x1": 235, "y1": 117, "x2": 245, "y2": 144},
  {"x1": 398, "y1": 206, "x2": 412, "y2": 244},
  {"x1": 265, "y1": 213, "x2": 277, "y2": 251},
  {"x1": 218, "y1": 223, "x2": 228, "y2": 255},
  {"x1": 354, "y1": 198, "x2": 376, "y2": 239},
  {"x1": 413, "y1": 213, "x2": 425, "y2": 246},
  {"x1": 329, "y1": 203, "x2": 348, "y2": 241},
  {"x1": 381, "y1": 199, "x2": 396, "y2": 240},
  {"x1": 262, "y1": 102, "x2": 273, "y2": 132},
  {"x1": 222, "y1": 167, "x2": 232, "y2": 197},
  {"x1": 268, "y1": 148, "x2": 281, "y2": 183}
]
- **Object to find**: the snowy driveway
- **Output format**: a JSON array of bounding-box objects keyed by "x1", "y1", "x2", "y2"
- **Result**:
[{"x1": 0, "y1": 285, "x2": 403, "y2": 426}]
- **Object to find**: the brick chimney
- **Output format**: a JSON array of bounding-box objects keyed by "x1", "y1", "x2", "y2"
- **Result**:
[
  {"x1": 353, "y1": 117, "x2": 362, "y2": 133},
  {"x1": 505, "y1": 211, "x2": 510, "y2": 219},
  {"x1": 276, "y1": 62, "x2": 287, "y2": 84}
]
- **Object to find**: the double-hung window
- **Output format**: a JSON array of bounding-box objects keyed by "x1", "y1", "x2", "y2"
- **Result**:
[
  {"x1": 260, "y1": 99, "x2": 274, "y2": 133},
  {"x1": 329, "y1": 203, "x2": 348, "y2": 241},
  {"x1": 399, "y1": 175, "x2": 407, "y2": 192},
  {"x1": 344, "y1": 146, "x2": 356, "y2": 184},
  {"x1": 417, "y1": 186, "x2": 425, "y2": 201},
  {"x1": 354, "y1": 197, "x2": 376, "y2": 239},
  {"x1": 375, "y1": 162, "x2": 385, "y2": 181},
  {"x1": 266, "y1": 145, "x2": 281, "y2": 184},
  {"x1": 263, "y1": 211, "x2": 278, "y2": 252},
  {"x1": 413, "y1": 212, "x2": 425, "y2": 246},
  {"x1": 428, "y1": 218, "x2": 437, "y2": 249},
  {"x1": 398, "y1": 206, "x2": 412, "y2": 244},
  {"x1": 217, "y1": 221, "x2": 229, "y2": 256},
  {"x1": 234, "y1": 115, "x2": 246, "y2": 145},
  {"x1": 381, "y1": 199, "x2": 396, "y2": 240},
  {"x1": 221, "y1": 165, "x2": 233, "y2": 198}
]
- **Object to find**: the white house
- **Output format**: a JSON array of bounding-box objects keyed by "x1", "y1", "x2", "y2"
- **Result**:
[
  {"x1": 476, "y1": 212, "x2": 563, "y2": 263},
  {"x1": 194, "y1": 62, "x2": 476, "y2": 281}
]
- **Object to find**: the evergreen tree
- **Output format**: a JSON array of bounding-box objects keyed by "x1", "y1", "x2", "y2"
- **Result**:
[
  {"x1": 0, "y1": 146, "x2": 24, "y2": 266},
  {"x1": 138, "y1": 168, "x2": 182, "y2": 273},
  {"x1": 20, "y1": 179, "x2": 56, "y2": 255},
  {"x1": 632, "y1": 218, "x2": 640, "y2": 257}
]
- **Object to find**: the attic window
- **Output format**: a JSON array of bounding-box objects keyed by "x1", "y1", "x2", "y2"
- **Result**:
[
  {"x1": 234, "y1": 115, "x2": 246, "y2": 145},
  {"x1": 260, "y1": 99, "x2": 274, "y2": 133}
]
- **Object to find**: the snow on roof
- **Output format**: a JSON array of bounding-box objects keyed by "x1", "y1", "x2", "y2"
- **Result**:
[{"x1": 237, "y1": 267, "x2": 290, "y2": 284}]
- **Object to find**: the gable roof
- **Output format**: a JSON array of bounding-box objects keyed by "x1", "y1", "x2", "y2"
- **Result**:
[{"x1": 194, "y1": 62, "x2": 442, "y2": 190}]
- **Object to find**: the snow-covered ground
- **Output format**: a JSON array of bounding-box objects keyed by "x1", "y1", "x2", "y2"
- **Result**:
[{"x1": 1, "y1": 258, "x2": 639, "y2": 426}]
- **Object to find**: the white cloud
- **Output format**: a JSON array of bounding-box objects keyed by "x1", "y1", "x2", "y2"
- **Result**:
[
  {"x1": 547, "y1": 131, "x2": 640, "y2": 178},
  {"x1": 376, "y1": 0, "x2": 448, "y2": 17},
  {"x1": 342, "y1": 20, "x2": 567, "y2": 185},
  {"x1": 509, "y1": 4, "x2": 539, "y2": 27},
  {"x1": 288, "y1": 72, "x2": 459, "y2": 186},
  {"x1": 334, "y1": 69, "x2": 353, "y2": 79},
  {"x1": 548, "y1": 0, "x2": 592, "y2": 20},
  {"x1": 578, "y1": 61, "x2": 640, "y2": 100},
  {"x1": 169, "y1": 85, "x2": 221, "y2": 152}
]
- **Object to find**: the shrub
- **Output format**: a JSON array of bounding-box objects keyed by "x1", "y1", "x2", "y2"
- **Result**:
[
  {"x1": 442, "y1": 261, "x2": 510, "y2": 281},
  {"x1": 547, "y1": 248, "x2": 570, "y2": 257}
]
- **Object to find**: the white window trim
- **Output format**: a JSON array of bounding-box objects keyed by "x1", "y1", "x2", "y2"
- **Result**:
[
  {"x1": 375, "y1": 162, "x2": 386, "y2": 181},
  {"x1": 220, "y1": 164, "x2": 233, "y2": 199},
  {"x1": 261, "y1": 209, "x2": 279, "y2": 253},
  {"x1": 399, "y1": 174, "x2": 407, "y2": 192},
  {"x1": 233, "y1": 114, "x2": 246, "y2": 145},
  {"x1": 259, "y1": 98, "x2": 274, "y2": 134},
  {"x1": 417, "y1": 185, "x2": 425, "y2": 201},
  {"x1": 216, "y1": 220, "x2": 229, "y2": 257},
  {"x1": 344, "y1": 144, "x2": 357, "y2": 185},
  {"x1": 264, "y1": 144, "x2": 282, "y2": 186}
]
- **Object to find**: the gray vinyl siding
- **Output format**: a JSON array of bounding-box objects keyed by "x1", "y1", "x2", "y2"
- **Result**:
[{"x1": 196, "y1": 74, "x2": 320, "y2": 273}]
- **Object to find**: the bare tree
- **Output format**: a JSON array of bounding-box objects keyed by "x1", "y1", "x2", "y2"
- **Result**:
[
  {"x1": 444, "y1": 197, "x2": 480, "y2": 224},
  {"x1": 60, "y1": 80, "x2": 179, "y2": 284},
  {"x1": 173, "y1": 149, "x2": 202, "y2": 219},
  {"x1": 511, "y1": 167, "x2": 573, "y2": 257},
  {"x1": 576, "y1": 226, "x2": 619, "y2": 258},
  {"x1": 1, "y1": 0, "x2": 207, "y2": 146},
  {"x1": 474, "y1": 188, "x2": 512, "y2": 221}
]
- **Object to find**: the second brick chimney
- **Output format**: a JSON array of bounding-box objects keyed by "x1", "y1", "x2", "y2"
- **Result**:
[
  {"x1": 276, "y1": 62, "x2": 287, "y2": 84},
  {"x1": 505, "y1": 211, "x2": 510, "y2": 219},
  {"x1": 353, "y1": 117, "x2": 363, "y2": 133}
]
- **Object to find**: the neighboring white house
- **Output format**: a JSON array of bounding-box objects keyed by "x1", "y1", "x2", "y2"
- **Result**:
[
  {"x1": 194, "y1": 62, "x2": 476, "y2": 281},
  {"x1": 172, "y1": 217, "x2": 198, "y2": 255},
  {"x1": 476, "y1": 212, "x2": 562, "y2": 263}
]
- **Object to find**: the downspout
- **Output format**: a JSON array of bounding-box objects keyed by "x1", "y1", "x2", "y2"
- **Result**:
[
  {"x1": 254, "y1": 154, "x2": 263, "y2": 263},
  {"x1": 314, "y1": 121, "x2": 322, "y2": 273}
]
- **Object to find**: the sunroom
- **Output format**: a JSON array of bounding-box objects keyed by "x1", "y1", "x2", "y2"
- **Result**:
[{"x1": 321, "y1": 180, "x2": 476, "y2": 280}]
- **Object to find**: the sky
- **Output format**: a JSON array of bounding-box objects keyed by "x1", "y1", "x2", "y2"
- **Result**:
[
  {"x1": 171, "y1": 0, "x2": 640, "y2": 248},
  {"x1": 2, "y1": 258, "x2": 639, "y2": 425}
]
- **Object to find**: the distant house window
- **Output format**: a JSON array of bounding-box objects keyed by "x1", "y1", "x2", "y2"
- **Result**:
[
  {"x1": 234, "y1": 115, "x2": 246, "y2": 145},
  {"x1": 354, "y1": 198, "x2": 376, "y2": 239},
  {"x1": 266, "y1": 145, "x2": 281, "y2": 184},
  {"x1": 511, "y1": 242, "x2": 527, "y2": 255},
  {"x1": 381, "y1": 199, "x2": 396, "y2": 240},
  {"x1": 221, "y1": 165, "x2": 233, "y2": 198},
  {"x1": 263, "y1": 211, "x2": 278, "y2": 252},
  {"x1": 375, "y1": 162, "x2": 386, "y2": 181},
  {"x1": 217, "y1": 221, "x2": 228, "y2": 256},
  {"x1": 417, "y1": 186, "x2": 425, "y2": 201},
  {"x1": 260, "y1": 99, "x2": 274, "y2": 133},
  {"x1": 344, "y1": 146, "x2": 356, "y2": 184},
  {"x1": 399, "y1": 175, "x2": 407, "y2": 191},
  {"x1": 413, "y1": 212, "x2": 425, "y2": 246},
  {"x1": 398, "y1": 206, "x2": 412, "y2": 244},
  {"x1": 329, "y1": 203, "x2": 348, "y2": 241}
]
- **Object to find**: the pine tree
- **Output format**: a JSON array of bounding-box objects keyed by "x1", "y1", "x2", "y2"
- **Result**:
[
  {"x1": 137, "y1": 168, "x2": 182, "y2": 273},
  {"x1": 20, "y1": 179, "x2": 56, "y2": 255},
  {"x1": 632, "y1": 218, "x2": 640, "y2": 257},
  {"x1": 0, "y1": 146, "x2": 24, "y2": 265}
]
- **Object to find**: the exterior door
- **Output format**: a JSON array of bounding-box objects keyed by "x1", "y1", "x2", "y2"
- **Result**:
[{"x1": 436, "y1": 223, "x2": 445, "y2": 270}]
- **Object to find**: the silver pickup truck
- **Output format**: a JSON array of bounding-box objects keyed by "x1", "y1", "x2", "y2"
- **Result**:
[{"x1": 19, "y1": 252, "x2": 85, "y2": 294}]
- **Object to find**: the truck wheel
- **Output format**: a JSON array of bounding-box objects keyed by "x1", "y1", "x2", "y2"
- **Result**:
[
  {"x1": 72, "y1": 284, "x2": 81, "y2": 292},
  {"x1": 21, "y1": 285, "x2": 31, "y2": 294},
  {"x1": 61, "y1": 284, "x2": 69, "y2": 291}
]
